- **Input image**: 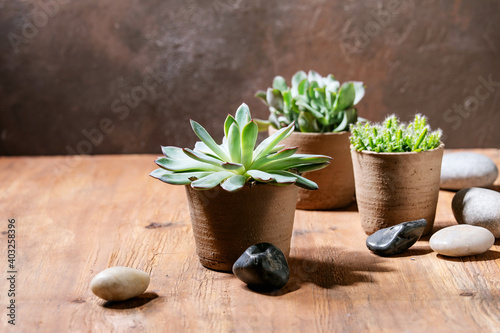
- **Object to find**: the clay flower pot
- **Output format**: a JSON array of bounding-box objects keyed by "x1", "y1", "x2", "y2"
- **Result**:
[
  {"x1": 351, "y1": 144, "x2": 444, "y2": 235},
  {"x1": 185, "y1": 183, "x2": 299, "y2": 272},
  {"x1": 269, "y1": 127, "x2": 355, "y2": 210}
]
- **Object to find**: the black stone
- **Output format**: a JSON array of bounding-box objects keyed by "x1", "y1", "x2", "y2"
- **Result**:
[
  {"x1": 366, "y1": 219, "x2": 427, "y2": 256},
  {"x1": 232, "y1": 243, "x2": 290, "y2": 291}
]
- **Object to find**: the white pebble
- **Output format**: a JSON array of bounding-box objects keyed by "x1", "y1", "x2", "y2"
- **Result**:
[
  {"x1": 430, "y1": 225, "x2": 495, "y2": 257},
  {"x1": 91, "y1": 266, "x2": 150, "y2": 301}
]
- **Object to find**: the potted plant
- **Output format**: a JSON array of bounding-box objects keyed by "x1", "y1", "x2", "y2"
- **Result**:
[
  {"x1": 350, "y1": 115, "x2": 444, "y2": 235},
  {"x1": 256, "y1": 70, "x2": 365, "y2": 210},
  {"x1": 150, "y1": 103, "x2": 331, "y2": 272}
]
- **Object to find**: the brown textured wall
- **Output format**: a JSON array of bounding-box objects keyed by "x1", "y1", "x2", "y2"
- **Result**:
[{"x1": 1, "y1": 0, "x2": 499, "y2": 156}]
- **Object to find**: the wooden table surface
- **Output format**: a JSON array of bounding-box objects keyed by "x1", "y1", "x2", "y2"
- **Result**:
[{"x1": 1, "y1": 149, "x2": 500, "y2": 333}]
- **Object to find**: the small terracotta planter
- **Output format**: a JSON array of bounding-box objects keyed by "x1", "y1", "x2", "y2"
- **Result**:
[
  {"x1": 269, "y1": 127, "x2": 355, "y2": 210},
  {"x1": 185, "y1": 183, "x2": 299, "y2": 272},
  {"x1": 351, "y1": 144, "x2": 444, "y2": 235}
]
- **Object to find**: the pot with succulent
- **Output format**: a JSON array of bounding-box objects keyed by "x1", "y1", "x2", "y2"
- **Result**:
[
  {"x1": 150, "y1": 103, "x2": 331, "y2": 272},
  {"x1": 350, "y1": 115, "x2": 444, "y2": 236},
  {"x1": 256, "y1": 70, "x2": 365, "y2": 210}
]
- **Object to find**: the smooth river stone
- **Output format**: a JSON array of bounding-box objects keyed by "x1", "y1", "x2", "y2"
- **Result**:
[
  {"x1": 452, "y1": 187, "x2": 500, "y2": 237},
  {"x1": 91, "y1": 266, "x2": 150, "y2": 301},
  {"x1": 366, "y1": 219, "x2": 427, "y2": 255},
  {"x1": 440, "y1": 152, "x2": 498, "y2": 190},
  {"x1": 429, "y1": 225, "x2": 495, "y2": 257},
  {"x1": 232, "y1": 243, "x2": 289, "y2": 291}
]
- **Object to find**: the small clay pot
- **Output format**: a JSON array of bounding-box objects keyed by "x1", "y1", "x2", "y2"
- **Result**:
[
  {"x1": 185, "y1": 183, "x2": 298, "y2": 272},
  {"x1": 351, "y1": 144, "x2": 444, "y2": 235},
  {"x1": 269, "y1": 127, "x2": 355, "y2": 210}
]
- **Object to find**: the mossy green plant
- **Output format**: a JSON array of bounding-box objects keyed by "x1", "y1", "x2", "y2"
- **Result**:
[{"x1": 350, "y1": 114, "x2": 442, "y2": 153}]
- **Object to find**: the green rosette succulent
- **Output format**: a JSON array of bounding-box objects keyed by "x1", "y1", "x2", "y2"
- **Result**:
[
  {"x1": 150, "y1": 103, "x2": 331, "y2": 192},
  {"x1": 350, "y1": 114, "x2": 442, "y2": 153},
  {"x1": 256, "y1": 70, "x2": 365, "y2": 133}
]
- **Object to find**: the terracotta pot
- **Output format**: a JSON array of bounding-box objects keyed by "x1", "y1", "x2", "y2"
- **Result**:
[
  {"x1": 185, "y1": 183, "x2": 299, "y2": 272},
  {"x1": 351, "y1": 144, "x2": 444, "y2": 235},
  {"x1": 269, "y1": 127, "x2": 355, "y2": 210}
]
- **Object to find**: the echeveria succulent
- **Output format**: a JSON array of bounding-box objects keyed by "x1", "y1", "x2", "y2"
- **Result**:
[
  {"x1": 350, "y1": 114, "x2": 442, "y2": 153},
  {"x1": 150, "y1": 103, "x2": 331, "y2": 192},
  {"x1": 256, "y1": 70, "x2": 365, "y2": 133}
]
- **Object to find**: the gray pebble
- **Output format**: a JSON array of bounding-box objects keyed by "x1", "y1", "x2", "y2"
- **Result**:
[
  {"x1": 366, "y1": 219, "x2": 427, "y2": 256},
  {"x1": 452, "y1": 187, "x2": 500, "y2": 238},
  {"x1": 440, "y1": 152, "x2": 498, "y2": 190},
  {"x1": 232, "y1": 243, "x2": 289, "y2": 291}
]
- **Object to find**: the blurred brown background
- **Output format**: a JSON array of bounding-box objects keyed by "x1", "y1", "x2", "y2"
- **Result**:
[{"x1": 1, "y1": 0, "x2": 499, "y2": 156}]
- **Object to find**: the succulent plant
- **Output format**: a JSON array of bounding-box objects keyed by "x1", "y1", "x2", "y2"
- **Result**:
[
  {"x1": 350, "y1": 114, "x2": 442, "y2": 153},
  {"x1": 150, "y1": 103, "x2": 331, "y2": 192},
  {"x1": 256, "y1": 70, "x2": 365, "y2": 133}
]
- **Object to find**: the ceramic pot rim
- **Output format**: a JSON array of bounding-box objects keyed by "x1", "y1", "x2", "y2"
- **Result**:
[
  {"x1": 269, "y1": 126, "x2": 349, "y2": 137},
  {"x1": 350, "y1": 143, "x2": 445, "y2": 156}
]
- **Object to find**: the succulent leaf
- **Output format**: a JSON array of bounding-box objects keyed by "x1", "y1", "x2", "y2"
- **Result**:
[
  {"x1": 350, "y1": 81, "x2": 366, "y2": 105},
  {"x1": 182, "y1": 148, "x2": 223, "y2": 167},
  {"x1": 308, "y1": 70, "x2": 323, "y2": 84},
  {"x1": 191, "y1": 171, "x2": 234, "y2": 190},
  {"x1": 221, "y1": 162, "x2": 245, "y2": 174},
  {"x1": 269, "y1": 144, "x2": 286, "y2": 153},
  {"x1": 155, "y1": 157, "x2": 223, "y2": 172},
  {"x1": 250, "y1": 146, "x2": 299, "y2": 170},
  {"x1": 291, "y1": 71, "x2": 307, "y2": 95},
  {"x1": 253, "y1": 123, "x2": 295, "y2": 162},
  {"x1": 264, "y1": 172, "x2": 297, "y2": 184},
  {"x1": 220, "y1": 174, "x2": 247, "y2": 192},
  {"x1": 298, "y1": 79, "x2": 309, "y2": 96},
  {"x1": 246, "y1": 170, "x2": 296, "y2": 184},
  {"x1": 245, "y1": 169, "x2": 274, "y2": 182},
  {"x1": 266, "y1": 88, "x2": 284, "y2": 111},
  {"x1": 152, "y1": 105, "x2": 331, "y2": 191},
  {"x1": 333, "y1": 112, "x2": 348, "y2": 132},
  {"x1": 298, "y1": 111, "x2": 319, "y2": 133},
  {"x1": 240, "y1": 121, "x2": 258, "y2": 168},
  {"x1": 224, "y1": 114, "x2": 237, "y2": 138},
  {"x1": 335, "y1": 82, "x2": 356, "y2": 111},
  {"x1": 190, "y1": 120, "x2": 230, "y2": 161},
  {"x1": 256, "y1": 71, "x2": 365, "y2": 133},
  {"x1": 227, "y1": 122, "x2": 241, "y2": 163},
  {"x1": 235, "y1": 103, "x2": 251, "y2": 128},
  {"x1": 255, "y1": 91, "x2": 267, "y2": 104},
  {"x1": 272, "y1": 171, "x2": 319, "y2": 190},
  {"x1": 254, "y1": 118, "x2": 271, "y2": 132},
  {"x1": 150, "y1": 169, "x2": 212, "y2": 185},
  {"x1": 259, "y1": 154, "x2": 331, "y2": 172},
  {"x1": 193, "y1": 141, "x2": 212, "y2": 154},
  {"x1": 292, "y1": 162, "x2": 330, "y2": 173},
  {"x1": 161, "y1": 146, "x2": 188, "y2": 159},
  {"x1": 272, "y1": 76, "x2": 288, "y2": 91}
]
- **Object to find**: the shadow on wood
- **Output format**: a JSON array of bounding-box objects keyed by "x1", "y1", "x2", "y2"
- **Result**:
[
  {"x1": 335, "y1": 200, "x2": 358, "y2": 212},
  {"x1": 102, "y1": 292, "x2": 160, "y2": 309},
  {"x1": 420, "y1": 222, "x2": 457, "y2": 241},
  {"x1": 486, "y1": 184, "x2": 500, "y2": 192},
  {"x1": 240, "y1": 282, "x2": 300, "y2": 297},
  {"x1": 381, "y1": 246, "x2": 434, "y2": 258},
  {"x1": 436, "y1": 250, "x2": 500, "y2": 262},
  {"x1": 287, "y1": 247, "x2": 392, "y2": 290}
]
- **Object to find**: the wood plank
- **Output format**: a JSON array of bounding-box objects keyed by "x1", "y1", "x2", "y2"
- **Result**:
[{"x1": 0, "y1": 149, "x2": 499, "y2": 332}]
